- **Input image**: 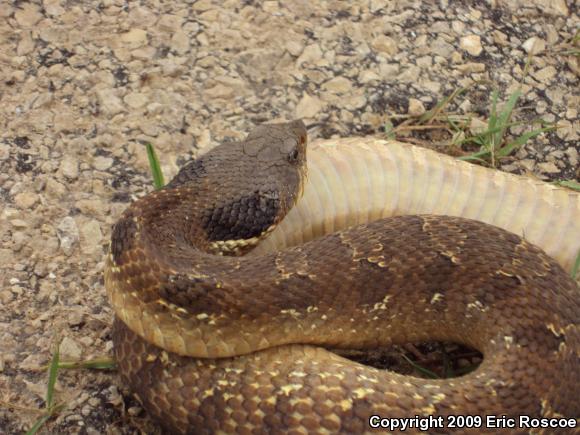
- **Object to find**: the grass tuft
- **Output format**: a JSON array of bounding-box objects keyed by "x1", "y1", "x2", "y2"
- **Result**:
[
  {"x1": 455, "y1": 89, "x2": 556, "y2": 166},
  {"x1": 27, "y1": 341, "x2": 66, "y2": 435}
]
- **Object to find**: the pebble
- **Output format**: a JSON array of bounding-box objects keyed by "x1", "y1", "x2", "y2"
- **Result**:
[
  {"x1": 538, "y1": 161, "x2": 559, "y2": 173},
  {"x1": 522, "y1": 37, "x2": 546, "y2": 55},
  {"x1": 286, "y1": 40, "x2": 304, "y2": 57},
  {"x1": 456, "y1": 62, "x2": 486, "y2": 73},
  {"x1": 296, "y1": 44, "x2": 323, "y2": 65},
  {"x1": 371, "y1": 35, "x2": 398, "y2": 56},
  {"x1": 57, "y1": 216, "x2": 80, "y2": 256},
  {"x1": 460, "y1": 35, "x2": 483, "y2": 56},
  {"x1": 14, "y1": 192, "x2": 39, "y2": 209},
  {"x1": 157, "y1": 14, "x2": 184, "y2": 32},
  {"x1": 120, "y1": 28, "x2": 148, "y2": 45},
  {"x1": 60, "y1": 155, "x2": 79, "y2": 180},
  {"x1": 171, "y1": 31, "x2": 190, "y2": 54},
  {"x1": 532, "y1": 66, "x2": 557, "y2": 82},
  {"x1": 60, "y1": 336, "x2": 83, "y2": 359},
  {"x1": 14, "y1": 3, "x2": 43, "y2": 27},
  {"x1": 79, "y1": 219, "x2": 102, "y2": 255},
  {"x1": 296, "y1": 93, "x2": 324, "y2": 119},
  {"x1": 408, "y1": 98, "x2": 426, "y2": 116},
  {"x1": 93, "y1": 156, "x2": 114, "y2": 171},
  {"x1": 322, "y1": 77, "x2": 352, "y2": 94},
  {"x1": 96, "y1": 88, "x2": 125, "y2": 116}
]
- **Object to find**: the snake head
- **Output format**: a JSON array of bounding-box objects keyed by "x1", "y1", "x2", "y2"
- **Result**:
[
  {"x1": 242, "y1": 119, "x2": 308, "y2": 210},
  {"x1": 160, "y1": 120, "x2": 309, "y2": 254}
]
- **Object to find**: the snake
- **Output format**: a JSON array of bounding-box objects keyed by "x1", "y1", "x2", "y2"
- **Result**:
[{"x1": 105, "y1": 120, "x2": 580, "y2": 434}]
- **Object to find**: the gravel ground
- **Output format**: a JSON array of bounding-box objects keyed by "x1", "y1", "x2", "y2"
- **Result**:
[{"x1": 0, "y1": 1, "x2": 578, "y2": 433}]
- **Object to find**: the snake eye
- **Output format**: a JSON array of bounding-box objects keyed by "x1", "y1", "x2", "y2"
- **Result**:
[{"x1": 287, "y1": 148, "x2": 299, "y2": 164}]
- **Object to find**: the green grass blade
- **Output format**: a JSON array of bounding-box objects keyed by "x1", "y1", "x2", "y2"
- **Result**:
[
  {"x1": 400, "y1": 353, "x2": 440, "y2": 379},
  {"x1": 146, "y1": 143, "x2": 165, "y2": 189},
  {"x1": 26, "y1": 415, "x2": 52, "y2": 435},
  {"x1": 46, "y1": 342, "x2": 60, "y2": 409},
  {"x1": 572, "y1": 249, "x2": 580, "y2": 279},
  {"x1": 499, "y1": 125, "x2": 555, "y2": 157},
  {"x1": 457, "y1": 149, "x2": 493, "y2": 162},
  {"x1": 57, "y1": 357, "x2": 116, "y2": 370},
  {"x1": 418, "y1": 86, "x2": 469, "y2": 123},
  {"x1": 384, "y1": 120, "x2": 396, "y2": 140},
  {"x1": 487, "y1": 89, "x2": 499, "y2": 133},
  {"x1": 493, "y1": 89, "x2": 522, "y2": 145},
  {"x1": 552, "y1": 180, "x2": 580, "y2": 191}
]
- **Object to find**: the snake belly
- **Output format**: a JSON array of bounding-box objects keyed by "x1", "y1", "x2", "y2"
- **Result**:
[{"x1": 105, "y1": 120, "x2": 580, "y2": 434}]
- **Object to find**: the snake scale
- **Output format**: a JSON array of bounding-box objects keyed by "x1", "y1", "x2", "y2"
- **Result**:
[{"x1": 105, "y1": 120, "x2": 579, "y2": 434}]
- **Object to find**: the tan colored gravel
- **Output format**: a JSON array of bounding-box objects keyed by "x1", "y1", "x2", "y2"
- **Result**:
[{"x1": 0, "y1": 1, "x2": 578, "y2": 433}]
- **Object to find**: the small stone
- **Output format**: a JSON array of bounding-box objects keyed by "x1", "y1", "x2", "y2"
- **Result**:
[
  {"x1": 537, "y1": 161, "x2": 559, "y2": 174},
  {"x1": 14, "y1": 3, "x2": 43, "y2": 27},
  {"x1": 536, "y1": 0, "x2": 568, "y2": 16},
  {"x1": 296, "y1": 44, "x2": 323, "y2": 65},
  {"x1": 79, "y1": 219, "x2": 103, "y2": 255},
  {"x1": 44, "y1": 0, "x2": 65, "y2": 16},
  {"x1": 555, "y1": 119, "x2": 577, "y2": 141},
  {"x1": 371, "y1": 35, "x2": 398, "y2": 56},
  {"x1": 397, "y1": 65, "x2": 420, "y2": 83},
  {"x1": 492, "y1": 30, "x2": 509, "y2": 46},
  {"x1": 456, "y1": 62, "x2": 486, "y2": 73},
  {"x1": 57, "y1": 216, "x2": 79, "y2": 256},
  {"x1": 295, "y1": 93, "x2": 323, "y2": 119},
  {"x1": 522, "y1": 37, "x2": 546, "y2": 55},
  {"x1": 96, "y1": 89, "x2": 125, "y2": 116},
  {"x1": 17, "y1": 31, "x2": 35, "y2": 55},
  {"x1": 124, "y1": 92, "x2": 149, "y2": 109},
  {"x1": 14, "y1": 192, "x2": 39, "y2": 209},
  {"x1": 120, "y1": 28, "x2": 147, "y2": 45},
  {"x1": 532, "y1": 66, "x2": 557, "y2": 82},
  {"x1": 460, "y1": 35, "x2": 483, "y2": 56},
  {"x1": 358, "y1": 70, "x2": 380, "y2": 83},
  {"x1": 171, "y1": 31, "x2": 190, "y2": 54},
  {"x1": 205, "y1": 84, "x2": 234, "y2": 99},
  {"x1": 131, "y1": 47, "x2": 156, "y2": 60},
  {"x1": 93, "y1": 156, "x2": 114, "y2": 171},
  {"x1": 67, "y1": 310, "x2": 85, "y2": 327},
  {"x1": 192, "y1": 0, "x2": 213, "y2": 11},
  {"x1": 60, "y1": 155, "x2": 78, "y2": 180},
  {"x1": 157, "y1": 14, "x2": 184, "y2": 32},
  {"x1": 0, "y1": 143, "x2": 9, "y2": 160},
  {"x1": 0, "y1": 249, "x2": 12, "y2": 263},
  {"x1": 322, "y1": 77, "x2": 352, "y2": 94},
  {"x1": 60, "y1": 336, "x2": 82, "y2": 360},
  {"x1": 470, "y1": 118, "x2": 488, "y2": 135},
  {"x1": 286, "y1": 40, "x2": 304, "y2": 57},
  {"x1": 565, "y1": 147, "x2": 578, "y2": 166},
  {"x1": 416, "y1": 56, "x2": 432, "y2": 68},
  {"x1": 76, "y1": 198, "x2": 109, "y2": 216},
  {"x1": 408, "y1": 98, "x2": 425, "y2": 117},
  {"x1": 10, "y1": 219, "x2": 28, "y2": 229},
  {"x1": 21, "y1": 354, "x2": 46, "y2": 371},
  {"x1": 344, "y1": 94, "x2": 367, "y2": 110},
  {"x1": 431, "y1": 38, "x2": 454, "y2": 58},
  {"x1": 519, "y1": 159, "x2": 536, "y2": 172}
]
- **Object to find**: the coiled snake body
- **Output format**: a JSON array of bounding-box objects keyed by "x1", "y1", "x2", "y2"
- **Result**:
[{"x1": 105, "y1": 120, "x2": 579, "y2": 434}]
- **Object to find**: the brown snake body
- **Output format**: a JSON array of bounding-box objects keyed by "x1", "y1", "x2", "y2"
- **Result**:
[{"x1": 105, "y1": 121, "x2": 579, "y2": 434}]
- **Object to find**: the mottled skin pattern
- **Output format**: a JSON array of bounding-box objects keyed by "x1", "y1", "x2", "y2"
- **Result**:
[{"x1": 105, "y1": 120, "x2": 580, "y2": 434}]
